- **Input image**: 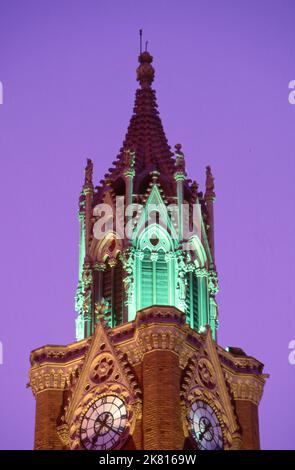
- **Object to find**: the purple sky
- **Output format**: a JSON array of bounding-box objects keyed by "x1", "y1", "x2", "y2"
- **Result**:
[{"x1": 0, "y1": 0, "x2": 294, "y2": 450}]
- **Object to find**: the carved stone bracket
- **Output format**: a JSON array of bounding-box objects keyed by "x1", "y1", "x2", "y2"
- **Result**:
[{"x1": 223, "y1": 370, "x2": 268, "y2": 406}]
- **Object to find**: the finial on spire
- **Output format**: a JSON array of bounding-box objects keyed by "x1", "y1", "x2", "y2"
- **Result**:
[
  {"x1": 136, "y1": 31, "x2": 154, "y2": 89},
  {"x1": 174, "y1": 143, "x2": 186, "y2": 173},
  {"x1": 84, "y1": 158, "x2": 93, "y2": 186},
  {"x1": 139, "y1": 29, "x2": 143, "y2": 54},
  {"x1": 205, "y1": 166, "x2": 215, "y2": 193},
  {"x1": 191, "y1": 180, "x2": 199, "y2": 198}
]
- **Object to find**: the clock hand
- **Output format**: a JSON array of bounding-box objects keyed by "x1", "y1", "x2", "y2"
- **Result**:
[
  {"x1": 199, "y1": 421, "x2": 213, "y2": 441},
  {"x1": 102, "y1": 421, "x2": 122, "y2": 437},
  {"x1": 91, "y1": 414, "x2": 110, "y2": 447}
]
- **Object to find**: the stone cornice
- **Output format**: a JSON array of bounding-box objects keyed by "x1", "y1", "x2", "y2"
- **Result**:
[
  {"x1": 29, "y1": 362, "x2": 82, "y2": 396},
  {"x1": 30, "y1": 339, "x2": 89, "y2": 367},
  {"x1": 217, "y1": 346, "x2": 264, "y2": 374}
]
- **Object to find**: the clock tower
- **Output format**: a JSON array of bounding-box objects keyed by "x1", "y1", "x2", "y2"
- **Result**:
[{"x1": 29, "y1": 49, "x2": 268, "y2": 451}]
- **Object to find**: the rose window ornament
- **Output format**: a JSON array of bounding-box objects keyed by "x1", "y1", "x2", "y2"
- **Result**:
[{"x1": 91, "y1": 354, "x2": 114, "y2": 384}]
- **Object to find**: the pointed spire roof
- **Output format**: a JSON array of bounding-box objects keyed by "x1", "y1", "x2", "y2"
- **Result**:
[{"x1": 98, "y1": 50, "x2": 177, "y2": 197}]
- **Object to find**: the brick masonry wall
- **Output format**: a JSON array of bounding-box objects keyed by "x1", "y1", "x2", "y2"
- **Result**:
[
  {"x1": 142, "y1": 350, "x2": 184, "y2": 450},
  {"x1": 34, "y1": 389, "x2": 64, "y2": 450},
  {"x1": 234, "y1": 399, "x2": 260, "y2": 449}
]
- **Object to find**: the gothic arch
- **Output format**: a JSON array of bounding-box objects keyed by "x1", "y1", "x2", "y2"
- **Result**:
[
  {"x1": 136, "y1": 223, "x2": 175, "y2": 253},
  {"x1": 92, "y1": 231, "x2": 123, "y2": 263},
  {"x1": 188, "y1": 235, "x2": 207, "y2": 268},
  {"x1": 134, "y1": 224, "x2": 178, "y2": 312}
]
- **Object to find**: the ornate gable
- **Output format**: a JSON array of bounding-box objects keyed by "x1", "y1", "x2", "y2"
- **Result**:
[
  {"x1": 61, "y1": 319, "x2": 142, "y2": 449},
  {"x1": 181, "y1": 326, "x2": 242, "y2": 449}
]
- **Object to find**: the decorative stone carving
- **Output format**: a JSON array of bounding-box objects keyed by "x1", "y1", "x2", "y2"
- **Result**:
[
  {"x1": 223, "y1": 370, "x2": 267, "y2": 406},
  {"x1": 75, "y1": 281, "x2": 84, "y2": 315},
  {"x1": 123, "y1": 149, "x2": 135, "y2": 170},
  {"x1": 95, "y1": 299, "x2": 110, "y2": 324},
  {"x1": 197, "y1": 357, "x2": 216, "y2": 389},
  {"x1": 208, "y1": 269, "x2": 219, "y2": 295},
  {"x1": 205, "y1": 166, "x2": 215, "y2": 196},
  {"x1": 195, "y1": 267, "x2": 208, "y2": 279},
  {"x1": 174, "y1": 143, "x2": 186, "y2": 174},
  {"x1": 90, "y1": 353, "x2": 115, "y2": 384},
  {"x1": 68, "y1": 383, "x2": 138, "y2": 450},
  {"x1": 120, "y1": 249, "x2": 135, "y2": 305},
  {"x1": 177, "y1": 270, "x2": 187, "y2": 301},
  {"x1": 181, "y1": 327, "x2": 242, "y2": 450}
]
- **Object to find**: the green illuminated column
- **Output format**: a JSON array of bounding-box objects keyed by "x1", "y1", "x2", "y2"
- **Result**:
[
  {"x1": 75, "y1": 210, "x2": 86, "y2": 340},
  {"x1": 196, "y1": 267, "x2": 209, "y2": 331},
  {"x1": 208, "y1": 269, "x2": 219, "y2": 339},
  {"x1": 209, "y1": 297, "x2": 218, "y2": 340},
  {"x1": 121, "y1": 249, "x2": 136, "y2": 321},
  {"x1": 78, "y1": 212, "x2": 85, "y2": 280}
]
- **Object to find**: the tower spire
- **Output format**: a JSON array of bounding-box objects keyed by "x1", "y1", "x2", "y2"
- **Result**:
[{"x1": 95, "y1": 47, "x2": 176, "y2": 197}]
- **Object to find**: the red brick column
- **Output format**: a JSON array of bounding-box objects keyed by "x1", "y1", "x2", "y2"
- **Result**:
[
  {"x1": 234, "y1": 400, "x2": 260, "y2": 449},
  {"x1": 142, "y1": 350, "x2": 184, "y2": 450},
  {"x1": 34, "y1": 390, "x2": 64, "y2": 450}
]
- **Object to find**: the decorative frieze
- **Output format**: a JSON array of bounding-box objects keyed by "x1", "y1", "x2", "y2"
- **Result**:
[{"x1": 29, "y1": 365, "x2": 81, "y2": 396}]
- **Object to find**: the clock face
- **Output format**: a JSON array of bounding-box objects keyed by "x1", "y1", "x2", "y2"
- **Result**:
[
  {"x1": 80, "y1": 395, "x2": 128, "y2": 450},
  {"x1": 188, "y1": 400, "x2": 223, "y2": 450}
]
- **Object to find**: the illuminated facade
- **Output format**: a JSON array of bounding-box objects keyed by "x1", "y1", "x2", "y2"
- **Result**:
[{"x1": 29, "y1": 50, "x2": 267, "y2": 450}]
